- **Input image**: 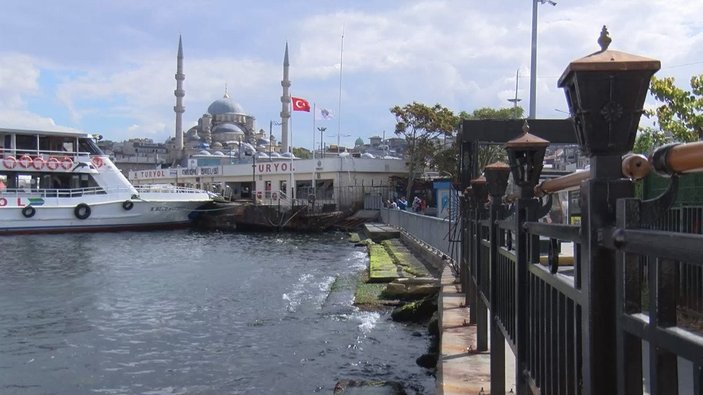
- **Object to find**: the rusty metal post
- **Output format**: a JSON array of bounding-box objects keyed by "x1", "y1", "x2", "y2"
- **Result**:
[
  {"x1": 558, "y1": 26, "x2": 660, "y2": 394},
  {"x1": 471, "y1": 176, "x2": 489, "y2": 351},
  {"x1": 485, "y1": 161, "x2": 512, "y2": 394},
  {"x1": 505, "y1": 121, "x2": 550, "y2": 392}
]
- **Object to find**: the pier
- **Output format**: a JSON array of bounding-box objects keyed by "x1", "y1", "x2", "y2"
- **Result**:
[{"x1": 378, "y1": 34, "x2": 703, "y2": 394}]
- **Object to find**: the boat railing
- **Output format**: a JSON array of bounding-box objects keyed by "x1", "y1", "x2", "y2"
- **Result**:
[
  {"x1": 135, "y1": 184, "x2": 208, "y2": 194},
  {"x1": 0, "y1": 149, "x2": 94, "y2": 160},
  {"x1": 0, "y1": 186, "x2": 110, "y2": 198}
]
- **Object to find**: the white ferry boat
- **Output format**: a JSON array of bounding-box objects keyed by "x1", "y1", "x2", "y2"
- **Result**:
[{"x1": 0, "y1": 128, "x2": 213, "y2": 234}]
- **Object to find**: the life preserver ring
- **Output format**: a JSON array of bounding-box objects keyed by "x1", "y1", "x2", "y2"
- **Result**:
[
  {"x1": 74, "y1": 203, "x2": 91, "y2": 220},
  {"x1": 46, "y1": 157, "x2": 60, "y2": 170},
  {"x1": 18, "y1": 155, "x2": 32, "y2": 168},
  {"x1": 61, "y1": 156, "x2": 73, "y2": 170},
  {"x1": 22, "y1": 206, "x2": 36, "y2": 218},
  {"x1": 32, "y1": 157, "x2": 45, "y2": 170},
  {"x1": 2, "y1": 156, "x2": 16, "y2": 169},
  {"x1": 122, "y1": 200, "x2": 134, "y2": 210},
  {"x1": 91, "y1": 156, "x2": 104, "y2": 168}
]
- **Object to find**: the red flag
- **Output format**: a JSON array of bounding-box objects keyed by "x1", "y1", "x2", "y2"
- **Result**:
[{"x1": 291, "y1": 97, "x2": 311, "y2": 112}]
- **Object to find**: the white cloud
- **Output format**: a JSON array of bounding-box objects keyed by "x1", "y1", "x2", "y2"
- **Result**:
[{"x1": 0, "y1": 0, "x2": 699, "y2": 147}]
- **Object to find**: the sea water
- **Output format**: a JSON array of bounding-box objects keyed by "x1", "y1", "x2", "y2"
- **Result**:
[{"x1": 0, "y1": 230, "x2": 435, "y2": 394}]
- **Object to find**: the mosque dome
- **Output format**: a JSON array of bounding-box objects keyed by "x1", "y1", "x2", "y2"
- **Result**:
[
  {"x1": 355, "y1": 137, "x2": 364, "y2": 147},
  {"x1": 212, "y1": 123, "x2": 245, "y2": 135},
  {"x1": 208, "y1": 94, "x2": 245, "y2": 115}
]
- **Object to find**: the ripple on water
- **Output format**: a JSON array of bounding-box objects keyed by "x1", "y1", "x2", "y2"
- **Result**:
[{"x1": 0, "y1": 230, "x2": 434, "y2": 394}]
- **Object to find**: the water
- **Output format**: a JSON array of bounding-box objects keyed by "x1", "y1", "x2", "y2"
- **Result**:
[{"x1": 0, "y1": 230, "x2": 435, "y2": 394}]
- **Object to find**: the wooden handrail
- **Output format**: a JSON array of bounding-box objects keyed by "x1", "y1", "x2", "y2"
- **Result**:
[
  {"x1": 534, "y1": 170, "x2": 589, "y2": 197},
  {"x1": 652, "y1": 141, "x2": 703, "y2": 175},
  {"x1": 534, "y1": 154, "x2": 650, "y2": 197}
]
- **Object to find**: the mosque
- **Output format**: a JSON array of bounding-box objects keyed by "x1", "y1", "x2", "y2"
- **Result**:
[
  {"x1": 129, "y1": 37, "x2": 407, "y2": 211},
  {"x1": 167, "y1": 36, "x2": 288, "y2": 165}
]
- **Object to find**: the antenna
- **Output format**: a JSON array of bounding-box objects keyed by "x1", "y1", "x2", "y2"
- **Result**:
[
  {"x1": 507, "y1": 69, "x2": 521, "y2": 118},
  {"x1": 337, "y1": 27, "x2": 344, "y2": 154}
]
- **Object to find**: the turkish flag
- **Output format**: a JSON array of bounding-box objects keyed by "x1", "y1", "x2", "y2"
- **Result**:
[{"x1": 291, "y1": 97, "x2": 311, "y2": 112}]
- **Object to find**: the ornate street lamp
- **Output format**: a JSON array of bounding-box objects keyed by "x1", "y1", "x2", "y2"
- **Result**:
[
  {"x1": 470, "y1": 176, "x2": 488, "y2": 207},
  {"x1": 505, "y1": 121, "x2": 550, "y2": 198},
  {"x1": 484, "y1": 161, "x2": 512, "y2": 201},
  {"x1": 558, "y1": 26, "x2": 660, "y2": 159}
]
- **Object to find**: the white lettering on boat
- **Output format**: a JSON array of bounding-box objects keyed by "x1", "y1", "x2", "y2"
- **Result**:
[{"x1": 150, "y1": 206, "x2": 176, "y2": 212}]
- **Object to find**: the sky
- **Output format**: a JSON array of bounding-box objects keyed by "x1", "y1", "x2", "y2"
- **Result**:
[{"x1": 0, "y1": 0, "x2": 701, "y2": 151}]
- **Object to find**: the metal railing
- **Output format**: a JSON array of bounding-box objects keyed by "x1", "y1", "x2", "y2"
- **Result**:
[
  {"x1": 461, "y1": 140, "x2": 703, "y2": 394},
  {"x1": 380, "y1": 207, "x2": 461, "y2": 265}
]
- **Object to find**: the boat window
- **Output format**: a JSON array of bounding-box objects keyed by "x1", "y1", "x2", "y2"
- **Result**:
[
  {"x1": 0, "y1": 174, "x2": 7, "y2": 190},
  {"x1": 0, "y1": 173, "x2": 16, "y2": 189},
  {"x1": 78, "y1": 138, "x2": 104, "y2": 155},
  {"x1": 17, "y1": 174, "x2": 35, "y2": 190},
  {"x1": 15, "y1": 134, "x2": 37, "y2": 151},
  {"x1": 62, "y1": 140, "x2": 75, "y2": 153},
  {"x1": 1, "y1": 134, "x2": 10, "y2": 152}
]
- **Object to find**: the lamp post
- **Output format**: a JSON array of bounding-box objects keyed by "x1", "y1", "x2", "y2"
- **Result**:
[
  {"x1": 483, "y1": 160, "x2": 511, "y2": 395},
  {"x1": 557, "y1": 26, "x2": 660, "y2": 394},
  {"x1": 270, "y1": 120, "x2": 281, "y2": 155},
  {"x1": 529, "y1": 0, "x2": 556, "y2": 119},
  {"x1": 317, "y1": 127, "x2": 327, "y2": 158},
  {"x1": 505, "y1": 120, "x2": 549, "y2": 199},
  {"x1": 508, "y1": 68, "x2": 521, "y2": 119}
]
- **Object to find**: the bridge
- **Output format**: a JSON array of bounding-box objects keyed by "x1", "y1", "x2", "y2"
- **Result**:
[{"x1": 379, "y1": 30, "x2": 703, "y2": 394}]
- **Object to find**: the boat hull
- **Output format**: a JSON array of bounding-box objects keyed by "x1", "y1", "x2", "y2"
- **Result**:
[{"x1": 0, "y1": 199, "x2": 211, "y2": 235}]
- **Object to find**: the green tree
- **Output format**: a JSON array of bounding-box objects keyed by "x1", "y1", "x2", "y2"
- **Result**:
[
  {"x1": 292, "y1": 147, "x2": 311, "y2": 159},
  {"x1": 634, "y1": 74, "x2": 703, "y2": 154},
  {"x1": 390, "y1": 102, "x2": 458, "y2": 197}
]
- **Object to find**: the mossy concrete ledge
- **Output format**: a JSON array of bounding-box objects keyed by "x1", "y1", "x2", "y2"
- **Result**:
[
  {"x1": 368, "y1": 243, "x2": 400, "y2": 282},
  {"x1": 363, "y1": 223, "x2": 400, "y2": 243}
]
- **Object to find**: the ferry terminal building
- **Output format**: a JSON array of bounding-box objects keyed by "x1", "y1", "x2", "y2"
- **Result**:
[{"x1": 128, "y1": 155, "x2": 408, "y2": 210}]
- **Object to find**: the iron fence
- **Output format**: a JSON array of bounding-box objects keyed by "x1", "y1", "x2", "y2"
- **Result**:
[{"x1": 461, "y1": 154, "x2": 703, "y2": 394}]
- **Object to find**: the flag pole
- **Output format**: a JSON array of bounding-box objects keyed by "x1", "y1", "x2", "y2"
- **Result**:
[
  {"x1": 312, "y1": 102, "x2": 316, "y2": 198},
  {"x1": 289, "y1": 94, "x2": 295, "y2": 204},
  {"x1": 337, "y1": 27, "x2": 344, "y2": 154}
]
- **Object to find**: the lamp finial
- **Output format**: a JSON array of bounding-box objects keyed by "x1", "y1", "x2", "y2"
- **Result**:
[{"x1": 598, "y1": 25, "x2": 612, "y2": 51}]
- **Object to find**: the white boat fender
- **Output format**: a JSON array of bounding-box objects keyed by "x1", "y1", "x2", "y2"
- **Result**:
[
  {"x1": 22, "y1": 206, "x2": 36, "y2": 218},
  {"x1": 122, "y1": 200, "x2": 134, "y2": 210},
  {"x1": 74, "y1": 203, "x2": 91, "y2": 220},
  {"x1": 3, "y1": 156, "x2": 17, "y2": 169},
  {"x1": 61, "y1": 156, "x2": 73, "y2": 170},
  {"x1": 91, "y1": 156, "x2": 104, "y2": 168}
]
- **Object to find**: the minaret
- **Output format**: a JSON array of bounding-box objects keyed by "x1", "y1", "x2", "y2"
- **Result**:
[
  {"x1": 174, "y1": 35, "x2": 185, "y2": 157},
  {"x1": 280, "y1": 42, "x2": 291, "y2": 152}
]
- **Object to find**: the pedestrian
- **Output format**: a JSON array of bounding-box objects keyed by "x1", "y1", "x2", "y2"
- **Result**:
[
  {"x1": 398, "y1": 196, "x2": 408, "y2": 210},
  {"x1": 412, "y1": 196, "x2": 421, "y2": 212}
]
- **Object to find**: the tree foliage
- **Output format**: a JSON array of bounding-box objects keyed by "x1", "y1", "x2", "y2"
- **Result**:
[
  {"x1": 634, "y1": 74, "x2": 703, "y2": 154},
  {"x1": 292, "y1": 147, "x2": 311, "y2": 159},
  {"x1": 390, "y1": 102, "x2": 458, "y2": 197}
]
